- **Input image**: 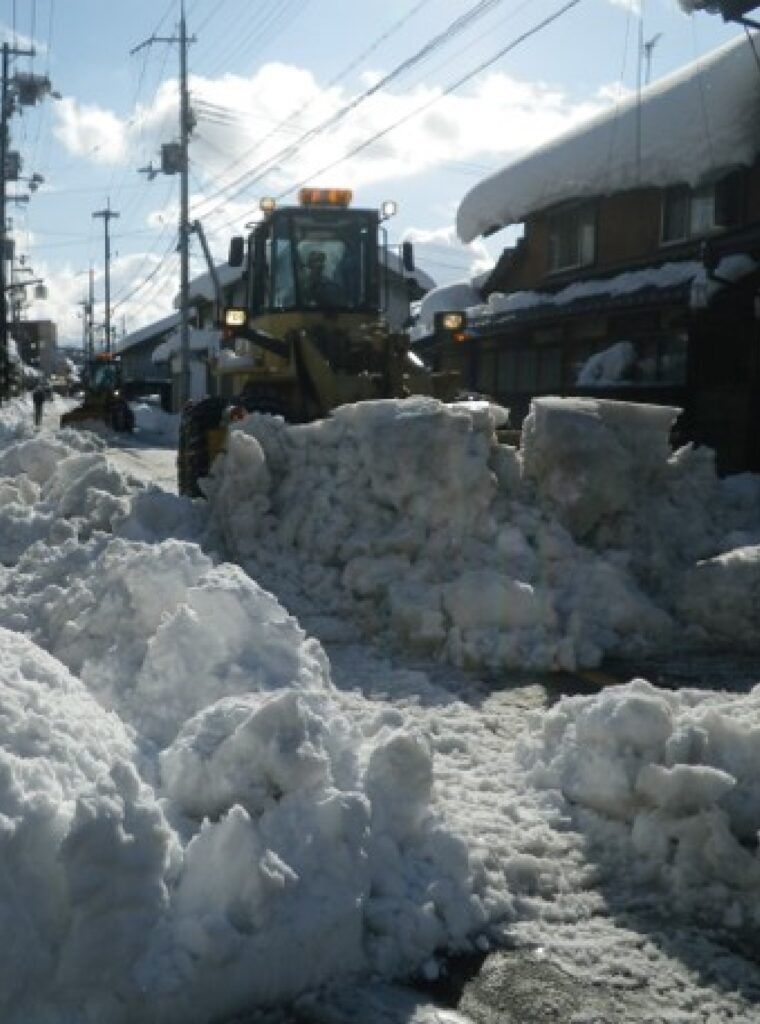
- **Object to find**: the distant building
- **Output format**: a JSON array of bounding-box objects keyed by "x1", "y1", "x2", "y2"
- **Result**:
[
  {"x1": 10, "y1": 319, "x2": 57, "y2": 374},
  {"x1": 435, "y1": 32, "x2": 760, "y2": 473},
  {"x1": 113, "y1": 312, "x2": 179, "y2": 411}
]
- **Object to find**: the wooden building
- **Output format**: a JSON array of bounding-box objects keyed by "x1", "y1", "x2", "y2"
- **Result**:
[{"x1": 437, "y1": 32, "x2": 760, "y2": 473}]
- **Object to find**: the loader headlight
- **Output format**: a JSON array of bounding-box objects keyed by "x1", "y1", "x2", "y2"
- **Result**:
[
  {"x1": 224, "y1": 307, "x2": 247, "y2": 327},
  {"x1": 434, "y1": 311, "x2": 467, "y2": 332}
]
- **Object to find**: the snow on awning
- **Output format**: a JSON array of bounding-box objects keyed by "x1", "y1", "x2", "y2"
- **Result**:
[
  {"x1": 114, "y1": 311, "x2": 181, "y2": 356},
  {"x1": 152, "y1": 326, "x2": 221, "y2": 364},
  {"x1": 415, "y1": 256, "x2": 758, "y2": 339},
  {"x1": 457, "y1": 33, "x2": 760, "y2": 243}
]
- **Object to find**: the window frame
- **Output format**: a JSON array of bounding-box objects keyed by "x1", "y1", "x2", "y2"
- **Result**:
[
  {"x1": 660, "y1": 171, "x2": 744, "y2": 247},
  {"x1": 547, "y1": 201, "x2": 597, "y2": 274}
]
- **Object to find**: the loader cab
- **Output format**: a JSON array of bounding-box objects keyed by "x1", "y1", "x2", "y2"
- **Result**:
[
  {"x1": 229, "y1": 189, "x2": 383, "y2": 320},
  {"x1": 87, "y1": 355, "x2": 121, "y2": 393}
]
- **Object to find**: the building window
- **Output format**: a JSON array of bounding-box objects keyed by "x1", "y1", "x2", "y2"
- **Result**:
[
  {"x1": 661, "y1": 172, "x2": 743, "y2": 244},
  {"x1": 548, "y1": 203, "x2": 596, "y2": 272}
]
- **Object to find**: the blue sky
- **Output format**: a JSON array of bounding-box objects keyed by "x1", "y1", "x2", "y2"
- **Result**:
[{"x1": 1, "y1": 0, "x2": 742, "y2": 345}]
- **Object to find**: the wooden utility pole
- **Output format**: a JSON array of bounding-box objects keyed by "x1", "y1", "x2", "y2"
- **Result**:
[
  {"x1": 92, "y1": 200, "x2": 119, "y2": 354},
  {"x1": 1, "y1": 41, "x2": 35, "y2": 400},
  {"x1": 132, "y1": 1, "x2": 195, "y2": 409}
]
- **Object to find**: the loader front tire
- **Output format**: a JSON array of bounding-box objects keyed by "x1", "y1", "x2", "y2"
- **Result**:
[
  {"x1": 239, "y1": 384, "x2": 288, "y2": 418},
  {"x1": 177, "y1": 396, "x2": 226, "y2": 497}
]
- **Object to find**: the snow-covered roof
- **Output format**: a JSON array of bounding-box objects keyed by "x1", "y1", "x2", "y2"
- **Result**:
[
  {"x1": 457, "y1": 32, "x2": 760, "y2": 243},
  {"x1": 113, "y1": 311, "x2": 181, "y2": 355},
  {"x1": 381, "y1": 248, "x2": 436, "y2": 292},
  {"x1": 178, "y1": 262, "x2": 245, "y2": 307},
  {"x1": 152, "y1": 325, "x2": 221, "y2": 363}
]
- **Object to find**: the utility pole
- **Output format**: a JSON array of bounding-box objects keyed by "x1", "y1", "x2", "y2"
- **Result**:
[
  {"x1": 0, "y1": 45, "x2": 54, "y2": 401},
  {"x1": 92, "y1": 200, "x2": 119, "y2": 354},
  {"x1": 635, "y1": 5, "x2": 645, "y2": 183},
  {"x1": 1, "y1": 41, "x2": 32, "y2": 402},
  {"x1": 132, "y1": 1, "x2": 195, "y2": 410},
  {"x1": 78, "y1": 267, "x2": 95, "y2": 362}
]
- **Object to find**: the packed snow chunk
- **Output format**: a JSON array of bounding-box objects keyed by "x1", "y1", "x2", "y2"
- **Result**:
[
  {"x1": 675, "y1": 545, "x2": 760, "y2": 648},
  {"x1": 636, "y1": 762, "x2": 735, "y2": 814},
  {"x1": 160, "y1": 689, "x2": 355, "y2": 822},
  {"x1": 442, "y1": 570, "x2": 552, "y2": 631},
  {"x1": 132, "y1": 400, "x2": 179, "y2": 439},
  {"x1": 117, "y1": 486, "x2": 208, "y2": 544},
  {"x1": 522, "y1": 679, "x2": 760, "y2": 927},
  {"x1": 30, "y1": 538, "x2": 213, "y2": 691},
  {"x1": 335, "y1": 398, "x2": 496, "y2": 531},
  {"x1": 523, "y1": 680, "x2": 675, "y2": 817},
  {"x1": 149, "y1": 690, "x2": 369, "y2": 1017},
  {"x1": 521, "y1": 396, "x2": 680, "y2": 537},
  {"x1": 41, "y1": 450, "x2": 139, "y2": 523},
  {"x1": 0, "y1": 503, "x2": 65, "y2": 567},
  {"x1": 0, "y1": 434, "x2": 72, "y2": 484},
  {"x1": 137, "y1": 562, "x2": 332, "y2": 746},
  {"x1": 363, "y1": 728, "x2": 482, "y2": 973},
  {"x1": 0, "y1": 628, "x2": 174, "y2": 1024},
  {"x1": 147, "y1": 788, "x2": 369, "y2": 1018},
  {"x1": 365, "y1": 729, "x2": 433, "y2": 841}
]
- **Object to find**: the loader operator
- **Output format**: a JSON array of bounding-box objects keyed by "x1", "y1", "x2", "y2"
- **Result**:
[{"x1": 302, "y1": 249, "x2": 346, "y2": 307}]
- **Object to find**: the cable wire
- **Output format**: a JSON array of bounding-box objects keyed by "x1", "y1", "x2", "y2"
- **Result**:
[
  {"x1": 247, "y1": 0, "x2": 584, "y2": 221},
  {"x1": 192, "y1": 0, "x2": 511, "y2": 220}
]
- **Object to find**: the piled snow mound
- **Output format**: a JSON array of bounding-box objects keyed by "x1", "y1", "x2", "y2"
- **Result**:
[
  {"x1": 520, "y1": 679, "x2": 760, "y2": 929},
  {"x1": 0, "y1": 415, "x2": 197, "y2": 562},
  {"x1": 132, "y1": 400, "x2": 179, "y2": 439},
  {"x1": 147, "y1": 692, "x2": 479, "y2": 1020},
  {"x1": 0, "y1": 412, "x2": 490, "y2": 1021},
  {"x1": 0, "y1": 628, "x2": 174, "y2": 1024},
  {"x1": 205, "y1": 396, "x2": 760, "y2": 671},
  {"x1": 3, "y1": 536, "x2": 331, "y2": 747},
  {"x1": 520, "y1": 396, "x2": 678, "y2": 537}
]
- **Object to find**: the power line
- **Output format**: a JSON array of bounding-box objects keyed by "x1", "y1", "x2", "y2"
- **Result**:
[
  {"x1": 261, "y1": 0, "x2": 584, "y2": 218},
  {"x1": 192, "y1": 0, "x2": 511, "y2": 221}
]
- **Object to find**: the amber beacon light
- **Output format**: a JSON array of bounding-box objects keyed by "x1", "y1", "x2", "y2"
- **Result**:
[{"x1": 298, "y1": 187, "x2": 353, "y2": 207}]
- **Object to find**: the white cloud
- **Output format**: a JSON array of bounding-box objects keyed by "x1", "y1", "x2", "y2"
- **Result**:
[
  {"x1": 183, "y1": 65, "x2": 613, "y2": 229},
  {"x1": 0, "y1": 23, "x2": 45, "y2": 52},
  {"x1": 403, "y1": 223, "x2": 496, "y2": 281},
  {"x1": 45, "y1": 60, "x2": 623, "y2": 334},
  {"x1": 52, "y1": 62, "x2": 615, "y2": 209},
  {"x1": 607, "y1": 0, "x2": 642, "y2": 12},
  {"x1": 27, "y1": 248, "x2": 181, "y2": 344},
  {"x1": 53, "y1": 98, "x2": 127, "y2": 164}
]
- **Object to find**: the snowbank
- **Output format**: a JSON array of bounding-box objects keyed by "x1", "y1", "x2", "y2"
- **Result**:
[
  {"x1": 204, "y1": 396, "x2": 759, "y2": 672},
  {"x1": 0, "y1": 399, "x2": 488, "y2": 1022},
  {"x1": 521, "y1": 678, "x2": 760, "y2": 930},
  {"x1": 132, "y1": 400, "x2": 178, "y2": 439},
  {"x1": 0, "y1": 394, "x2": 759, "y2": 1022}
]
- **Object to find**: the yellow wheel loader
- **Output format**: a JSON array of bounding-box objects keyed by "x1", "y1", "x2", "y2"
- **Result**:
[
  {"x1": 60, "y1": 353, "x2": 135, "y2": 433},
  {"x1": 178, "y1": 188, "x2": 460, "y2": 496}
]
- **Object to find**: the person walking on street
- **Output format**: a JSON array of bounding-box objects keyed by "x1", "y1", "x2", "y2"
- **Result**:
[{"x1": 32, "y1": 383, "x2": 47, "y2": 428}]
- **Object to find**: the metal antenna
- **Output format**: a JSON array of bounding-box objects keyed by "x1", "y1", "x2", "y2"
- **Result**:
[{"x1": 644, "y1": 32, "x2": 663, "y2": 86}]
